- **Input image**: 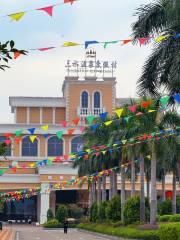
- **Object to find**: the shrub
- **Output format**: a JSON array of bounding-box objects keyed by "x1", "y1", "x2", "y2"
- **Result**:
[
  {"x1": 47, "y1": 209, "x2": 54, "y2": 221},
  {"x1": 123, "y1": 195, "x2": 150, "y2": 225},
  {"x1": 158, "y1": 200, "x2": 172, "y2": 216},
  {"x1": 77, "y1": 223, "x2": 159, "y2": 240},
  {"x1": 90, "y1": 202, "x2": 98, "y2": 222},
  {"x1": 169, "y1": 214, "x2": 180, "y2": 222},
  {"x1": 158, "y1": 223, "x2": 180, "y2": 240},
  {"x1": 68, "y1": 204, "x2": 84, "y2": 219},
  {"x1": 56, "y1": 204, "x2": 68, "y2": 223},
  {"x1": 105, "y1": 195, "x2": 121, "y2": 221},
  {"x1": 98, "y1": 201, "x2": 108, "y2": 222},
  {"x1": 158, "y1": 215, "x2": 172, "y2": 222},
  {"x1": 43, "y1": 219, "x2": 61, "y2": 228}
]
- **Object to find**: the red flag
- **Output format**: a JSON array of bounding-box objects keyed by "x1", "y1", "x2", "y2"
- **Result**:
[
  {"x1": 121, "y1": 39, "x2": 132, "y2": 45},
  {"x1": 67, "y1": 129, "x2": 75, "y2": 135},
  {"x1": 64, "y1": 0, "x2": 75, "y2": 4},
  {"x1": 37, "y1": 6, "x2": 54, "y2": 17},
  {"x1": 4, "y1": 133, "x2": 12, "y2": 138},
  {"x1": 61, "y1": 121, "x2": 67, "y2": 128},
  {"x1": 14, "y1": 137, "x2": 21, "y2": 145},
  {"x1": 64, "y1": 155, "x2": 69, "y2": 161},
  {"x1": 4, "y1": 139, "x2": 11, "y2": 145},
  {"x1": 14, "y1": 51, "x2": 22, "y2": 60},
  {"x1": 128, "y1": 105, "x2": 137, "y2": 113},
  {"x1": 141, "y1": 101, "x2": 151, "y2": 108},
  {"x1": 138, "y1": 37, "x2": 149, "y2": 46},
  {"x1": 38, "y1": 47, "x2": 55, "y2": 51},
  {"x1": 72, "y1": 118, "x2": 80, "y2": 126}
]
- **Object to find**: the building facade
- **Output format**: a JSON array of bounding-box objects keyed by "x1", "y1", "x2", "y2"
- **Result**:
[{"x1": 0, "y1": 56, "x2": 177, "y2": 224}]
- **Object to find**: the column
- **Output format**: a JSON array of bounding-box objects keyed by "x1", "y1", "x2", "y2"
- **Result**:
[
  {"x1": 27, "y1": 107, "x2": 30, "y2": 124},
  {"x1": 49, "y1": 191, "x2": 56, "y2": 217},
  {"x1": 40, "y1": 107, "x2": 43, "y2": 124},
  {"x1": 40, "y1": 183, "x2": 50, "y2": 224},
  {"x1": 53, "y1": 108, "x2": 56, "y2": 124}
]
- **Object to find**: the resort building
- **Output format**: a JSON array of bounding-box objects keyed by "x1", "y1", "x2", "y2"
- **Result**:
[{"x1": 0, "y1": 53, "x2": 178, "y2": 224}]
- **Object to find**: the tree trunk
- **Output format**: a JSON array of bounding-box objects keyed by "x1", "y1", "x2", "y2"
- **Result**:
[
  {"x1": 121, "y1": 165, "x2": 126, "y2": 223},
  {"x1": 162, "y1": 174, "x2": 166, "y2": 202},
  {"x1": 172, "y1": 171, "x2": 177, "y2": 214},
  {"x1": 150, "y1": 148, "x2": 157, "y2": 225},
  {"x1": 131, "y1": 158, "x2": 136, "y2": 197},
  {"x1": 113, "y1": 171, "x2": 117, "y2": 196},
  {"x1": 102, "y1": 175, "x2": 106, "y2": 202},
  {"x1": 146, "y1": 177, "x2": 150, "y2": 200},
  {"x1": 97, "y1": 178, "x2": 102, "y2": 205},
  {"x1": 109, "y1": 173, "x2": 113, "y2": 200},
  {"x1": 92, "y1": 180, "x2": 96, "y2": 203},
  {"x1": 89, "y1": 184, "x2": 93, "y2": 207},
  {"x1": 140, "y1": 155, "x2": 145, "y2": 223}
]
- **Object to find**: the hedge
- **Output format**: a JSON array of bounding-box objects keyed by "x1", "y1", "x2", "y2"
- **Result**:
[
  {"x1": 43, "y1": 219, "x2": 76, "y2": 228},
  {"x1": 77, "y1": 223, "x2": 159, "y2": 240},
  {"x1": 158, "y1": 223, "x2": 180, "y2": 240},
  {"x1": 158, "y1": 214, "x2": 180, "y2": 222}
]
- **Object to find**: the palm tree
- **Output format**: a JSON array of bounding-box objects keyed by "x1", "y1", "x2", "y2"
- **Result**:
[{"x1": 132, "y1": 0, "x2": 180, "y2": 97}]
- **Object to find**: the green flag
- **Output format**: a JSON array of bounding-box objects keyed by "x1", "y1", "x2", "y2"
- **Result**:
[
  {"x1": 86, "y1": 115, "x2": 95, "y2": 125},
  {"x1": 56, "y1": 130, "x2": 63, "y2": 139},
  {"x1": 104, "y1": 40, "x2": 119, "y2": 49},
  {"x1": 160, "y1": 96, "x2": 169, "y2": 105},
  {"x1": 124, "y1": 117, "x2": 130, "y2": 123},
  {"x1": 15, "y1": 130, "x2": 23, "y2": 137},
  {"x1": 0, "y1": 169, "x2": 7, "y2": 176}
]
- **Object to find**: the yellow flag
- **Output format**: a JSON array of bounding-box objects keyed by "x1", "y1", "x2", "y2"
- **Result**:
[
  {"x1": 29, "y1": 135, "x2": 37, "y2": 143},
  {"x1": 155, "y1": 35, "x2": 168, "y2": 43},
  {"x1": 115, "y1": 108, "x2": 124, "y2": 118},
  {"x1": 9, "y1": 12, "x2": 25, "y2": 21},
  {"x1": 41, "y1": 125, "x2": 49, "y2": 131},
  {"x1": 148, "y1": 110, "x2": 156, "y2": 113},
  {"x1": 62, "y1": 42, "x2": 80, "y2": 47},
  {"x1": 104, "y1": 120, "x2": 112, "y2": 126},
  {"x1": 122, "y1": 140, "x2": 127, "y2": 145},
  {"x1": 29, "y1": 163, "x2": 35, "y2": 168}
]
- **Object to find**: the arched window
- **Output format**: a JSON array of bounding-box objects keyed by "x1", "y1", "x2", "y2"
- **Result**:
[
  {"x1": 81, "y1": 91, "x2": 88, "y2": 108},
  {"x1": 0, "y1": 136, "x2": 11, "y2": 156},
  {"x1": 22, "y1": 136, "x2": 38, "y2": 157},
  {"x1": 48, "y1": 136, "x2": 63, "y2": 156},
  {"x1": 94, "y1": 91, "x2": 101, "y2": 108},
  {"x1": 71, "y1": 136, "x2": 84, "y2": 153}
]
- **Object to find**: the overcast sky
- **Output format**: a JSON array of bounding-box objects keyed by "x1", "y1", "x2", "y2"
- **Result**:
[{"x1": 0, "y1": 0, "x2": 152, "y2": 123}]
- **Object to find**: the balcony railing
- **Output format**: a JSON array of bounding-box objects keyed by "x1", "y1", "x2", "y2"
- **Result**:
[{"x1": 77, "y1": 107, "x2": 105, "y2": 116}]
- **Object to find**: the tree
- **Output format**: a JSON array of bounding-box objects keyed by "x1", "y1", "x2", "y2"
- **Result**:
[
  {"x1": 132, "y1": 0, "x2": 180, "y2": 97},
  {"x1": 47, "y1": 209, "x2": 54, "y2": 221},
  {"x1": 0, "y1": 41, "x2": 26, "y2": 71},
  {"x1": 56, "y1": 205, "x2": 68, "y2": 223}
]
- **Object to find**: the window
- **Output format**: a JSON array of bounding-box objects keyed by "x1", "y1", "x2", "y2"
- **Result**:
[
  {"x1": 94, "y1": 91, "x2": 101, "y2": 108},
  {"x1": 48, "y1": 136, "x2": 63, "y2": 156},
  {"x1": 22, "y1": 136, "x2": 38, "y2": 156},
  {"x1": 81, "y1": 91, "x2": 88, "y2": 108},
  {"x1": 0, "y1": 136, "x2": 11, "y2": 156},
  {"x1": 71, "y1": 136, "x2": 84, "y2": 153}
]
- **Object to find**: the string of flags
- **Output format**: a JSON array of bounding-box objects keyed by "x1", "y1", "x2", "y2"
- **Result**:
[
  {"x1": 2, "y1": 0, "x2": 76, "y2": 22},
  {"x1": 13, "y1": 34, "x2": 180, "y2": 60}
]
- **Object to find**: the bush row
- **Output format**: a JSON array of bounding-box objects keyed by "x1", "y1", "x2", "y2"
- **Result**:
[
  {"x1": 157, "y1": 214, "x2": 180, "y2": 222},
  {"x1": 43, "y1": 219, "x2": 77, "y2": 228},
  {"x1": 158, "y1": 223, "x2": 180, "y2": 240}
]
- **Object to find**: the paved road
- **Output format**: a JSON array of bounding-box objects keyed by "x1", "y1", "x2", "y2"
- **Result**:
[{"x1": 13, "y1": 226, "x2": 115, "y2": 240}]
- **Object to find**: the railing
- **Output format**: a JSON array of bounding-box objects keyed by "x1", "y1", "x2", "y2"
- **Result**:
[{"x1": 77, "y1": 107, "x2": 105, "y2": 116}]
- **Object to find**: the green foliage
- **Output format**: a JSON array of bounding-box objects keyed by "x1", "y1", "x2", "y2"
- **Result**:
[
  {"x1": 105, "y1": 195, "x2": 121, "y2": 221},
  {"x1": 90, "y1": 202, "x2": 98, "y2": 222},
  {"x1": 0, "y1": 41, "x2": 26, "y2": 71},
  {"x1": 68, "y1": 204, "x2": 84, "y2": 219},
  {"x1": 158, "y1": 214, "x2": 180, "y2": 223},
  {"x1": 43, "y1": 219, "x2": 61, "y2": 228},
  {"x1": 98, "y1": 201, "x2": 108, "y2": 222},
  {"x1": 158, "y1": 200, "x2": 172, "y2": 216},
  {"x1": 47, "y1": 209, "x2": 54, "y2": 221},
  {"x1": 0, "y1": 143, "x2": 6, "y2": 156},
  {"x1": 78, "y1": 223, "x2": 159, "y2": 240},
  {"x1": 56, "y1": 205, "x2": 68, "y2": 224},
  {"x1": 124, "y1": 195, "x2": 150, "y2": 225},
  {"x1": 158, "y1": 223, "x2": 180, "y2": 240}
]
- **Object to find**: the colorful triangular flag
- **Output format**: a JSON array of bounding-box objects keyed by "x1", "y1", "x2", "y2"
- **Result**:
[
  {"x1": 104, "y1": 120, "x2": 112, "y2": 126},
  {"x1": 37, "y1": 6, "x2": 54, "y2": 17},
  {"x1": 28, "y1": 128, "x2": 36, "y2": 135},
  {"x1": 9, "y1": 12, "x2": 25, "y2": 21},
  {"x1": 29, "y1": 135, "x2": 37, "y2": 143},
  {"x1": 56, "y1": 130, "x2": 63, "y2": 139},
  {"x1": 86, "y1": 115, "x2": 95, "y2": 125},
  {"x1": 104, "y1": 41, "x2": 119, "y2": 49},
  {"x1": 115, "y1": 108, "x2": 123, "y2": 118},
  {"x1": 41, "y1": 125, "x2": 49, "y2": 131},
  {"x1": 85, "y1": 41, "x2": 99, "y2": 49},
  {"x1": 62, "y1": 42, "x2": 80, "y2": 47}
]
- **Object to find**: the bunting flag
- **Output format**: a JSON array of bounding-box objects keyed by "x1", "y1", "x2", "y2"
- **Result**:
[
  {"x1": 104, "y1": 41, "x2": 119, "y2": 49},
  {"x1": 86, "y1": 115, "x2": 95, "y2": 125},
  {"x1": 80, "y1": 126, "x2": 86, "y2": 133},
  {"x1": 99, "y1": 112, "x2": 108, "y2": 121},
  {"x1": 138, "y1": 37, "x2": 149, "y2": 46},
  {"x1": 42, "y1": 133, "x2": 49, "y2": 139},
  {"x1": 121, "y1": 39, "x2": 132, "y2": 45},
  {"x1": 61, "y1": 121, "x2": 67, "y2": 128},
  {"x1": 124, "y1": 116, "x2": 130, "y2": 123},
  {"x1": 37, "y1": 6, "x2": 54, "y2": 17},
  {"x1": 41, "y1": 125, "x2": 49, "y2": 131},
  {"x1": 15, "y1": 130, "x2": 23, "y2": 137},
  {"x1": 62, "y1": 42, "x2": 80, "y2": 47},
  {"x1": 72, "y1": 118, "x2": 80, "y2": 126},
  {"x1": 85, "y1": 41, "x2": 99, "y2": 49},
  {"x1": 38, "y1": 47, "x2": 55, "y2": 51},
  {"x1": 14, "y1": 51, "x2": 22, "y2": 60},
  {"x1": 141, "y1": 101, "x2": 151, "y2": 108},
  {"x1": 104, "y1": 120, "x2": 113, "y2": 126},
  {"x1": 173, "y1": 94, "x2": 180, "y2": 103},
  {"x1": 56, "y1": 130, "x2": 63, "y2": 139},
  {"x1": 9, "y1": 12, "x2": 25, "y2": 21},
  {"x1": 91, "y1": 124, "x2": 99, "y2": 131},
  {"x1": 64, "y1": 0, "x2": 76, "y2": 4},
  {"x1": 67, "y1": 129, "x2": 75, "y2": 135},
  {"x1": 4, "y1": 139, "x2": 11, "y2": 145},
  {"x1": 128, "y1": 105, "x2": 137, "y2": 113},
  {"x1": 160, "y1": 96, "x2": 169, "y2": 105},
  {"x1": 14, "y1": 137, "x2": 21, "y2": 145},
  {"x1": 148, "y1": 110, "x2": 156, "y2": 113},
  {"x1": 29, "y1": 135, "x2": 37, "y2": 143},
  {"x1": 28, "y1": 128, "x2": 36, "y2": 135},
  {"x1": 155, "y1": 35, "x2": 168, "y2": 43},
  {"x1": 115, "y1": 108, "x2": 123, "y2": 118}
]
